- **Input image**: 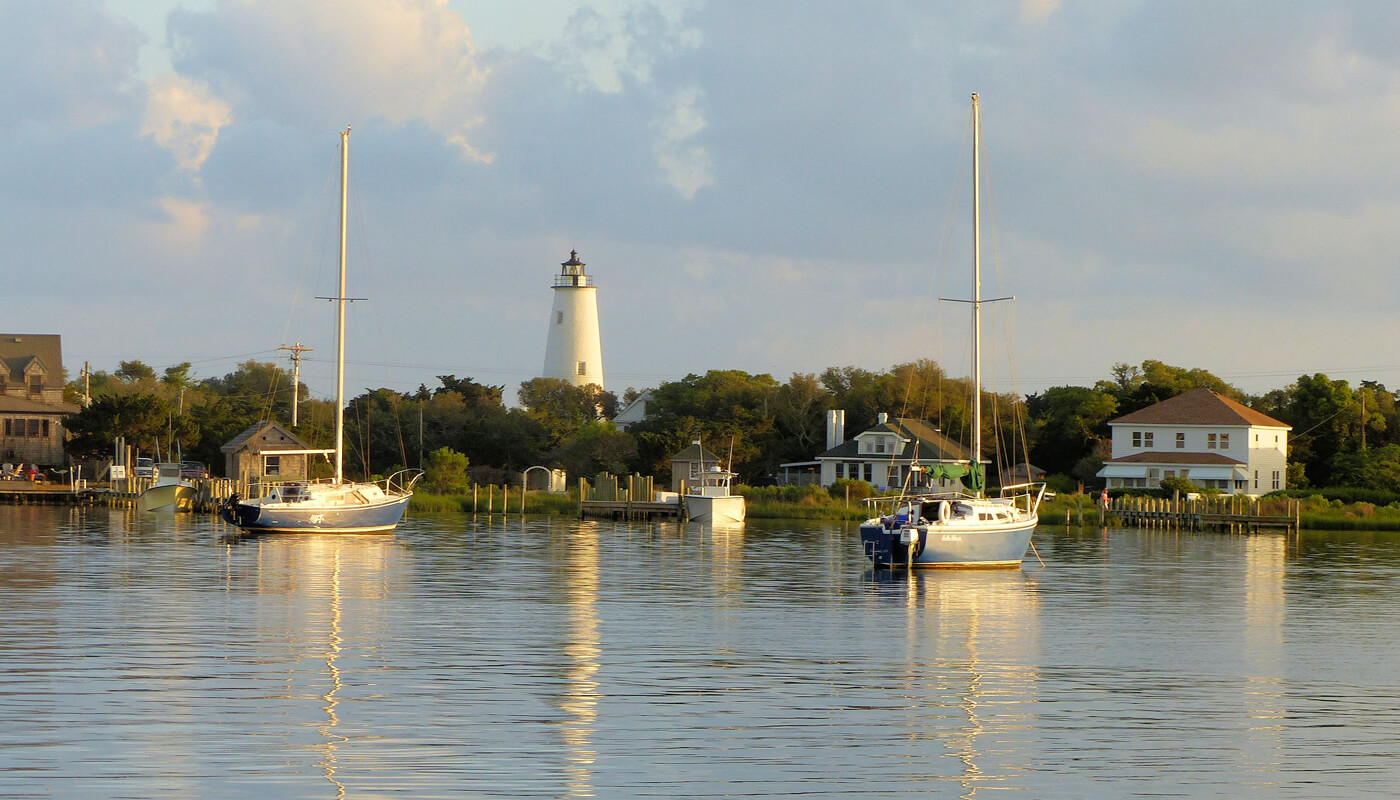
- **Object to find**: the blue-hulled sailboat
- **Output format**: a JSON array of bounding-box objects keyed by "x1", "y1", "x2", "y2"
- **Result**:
[
  {"x1": 221, "y1": 127, "x2": 420, "y2": 534},
  {"x1": 859, "y1": 94, "x2": 1045, "y2": 568}
]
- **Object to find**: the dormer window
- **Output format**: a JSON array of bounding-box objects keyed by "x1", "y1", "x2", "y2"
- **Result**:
[{"x1": 28, "y1": 375, "x2": 41, "y2": 395}]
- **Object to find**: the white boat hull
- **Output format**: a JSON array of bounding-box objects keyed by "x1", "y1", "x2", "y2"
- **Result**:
[{"x1": 685, "y1": 494, "x2": 746, "y2": 523}]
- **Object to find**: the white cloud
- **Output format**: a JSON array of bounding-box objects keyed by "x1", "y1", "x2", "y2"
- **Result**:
[
  {"x1": 652, "y1": 86, "x2": 713, "y2": 197},
  {"x1": 141, "y1": 74, "x2": 231, "y2": 172},
  {"x1": 1020, "y1": 0, "x2": 1061, "y2": 26},
  {"x1": 170, "y1": 0, "x2": 489, "y2": 158}
]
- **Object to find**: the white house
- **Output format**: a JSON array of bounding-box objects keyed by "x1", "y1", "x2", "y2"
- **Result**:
[
  {"x1": 611, "y1": 389, "x2": 652, "y2": 432},
  {"x1": 1097, "y1": 388, "x2": 1290, "y2": 495},
  {"x1": 802, "y1": 411, "x2": 979, "y2": 491}
]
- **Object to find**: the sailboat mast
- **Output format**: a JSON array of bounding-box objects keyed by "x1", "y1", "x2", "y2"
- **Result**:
[
  {"x1": 334, "y1": 127, "x2": 349, "y2": 485},
  {"x1": 970, "y1": 93, "x2": 982, "y2": 492}
]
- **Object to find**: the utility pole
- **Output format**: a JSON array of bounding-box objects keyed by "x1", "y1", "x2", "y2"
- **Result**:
[
  {"x1": 81, "y1": 361, "x2": 91, "y2": 407},
  {"x1": 279, "y1": 342, "x2": 314, "y2": 427}
]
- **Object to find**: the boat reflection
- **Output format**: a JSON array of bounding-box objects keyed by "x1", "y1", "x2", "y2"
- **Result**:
[
  {"x1": 221, "y1": 534, "x2": 403, "y2": 798},
  {"x1": 889, "y1": 569, "x2": 1041, "y2": 797}
]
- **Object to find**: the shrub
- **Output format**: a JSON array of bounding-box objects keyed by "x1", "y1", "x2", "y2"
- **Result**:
[{"x1": 828, "y1": 478, "x2": 875, "y2": 503}]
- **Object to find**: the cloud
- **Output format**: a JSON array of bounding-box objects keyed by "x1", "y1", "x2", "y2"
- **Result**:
[
  {"x1": 651, "y1": 86, "x2": 713, "y2": 197},
  {"x1": 0, "y1": 0, "x2": 145, "y2": 129},
  {"x1": 141, "y1": 74, "x2": 232, "y2": 172},
  {"x1": 169, "y1": 0, "x2": 488, "y2": 158},
  {"x1": 1020, "y1": 0, "x2": 1061, "y2": 26}
]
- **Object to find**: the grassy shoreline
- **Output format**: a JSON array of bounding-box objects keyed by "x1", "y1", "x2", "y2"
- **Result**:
[{"x1": 410, "y1": 488, "x2": 1400, "y2": 531}]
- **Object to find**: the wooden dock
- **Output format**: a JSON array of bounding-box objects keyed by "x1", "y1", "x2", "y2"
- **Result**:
[
  {"x1": 578, "y1": 472, "x2": 683, "y2": 521},
  {"x1": 1108, "y1": 494, "x2": 1300, "y2": 533}
]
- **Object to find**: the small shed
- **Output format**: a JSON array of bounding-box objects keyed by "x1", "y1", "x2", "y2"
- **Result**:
[
  {"x1": 667, "y1": 440, "x2": 727, "y2": 493},
  {"x1": 999, "y1": 462, "x2": 1046, "y2": 487},
  {"x1": 220, "y1": 421, "x2": 325, "y2": 483}
]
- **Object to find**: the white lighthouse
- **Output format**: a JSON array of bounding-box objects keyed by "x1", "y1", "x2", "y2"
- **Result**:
[{"x1": 542, "y1": 250, "x2": 605, "y2": 389}]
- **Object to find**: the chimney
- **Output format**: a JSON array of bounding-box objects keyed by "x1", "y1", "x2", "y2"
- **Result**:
[
  {"x1": 877, "y1": 412, "x2": 888, "y2": 425},
  {"x1": 826, "y1": 410, "x2": 845, "y2": 450}
]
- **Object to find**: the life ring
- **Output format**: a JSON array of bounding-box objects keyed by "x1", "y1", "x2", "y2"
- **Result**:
[{"x1": 937, "y1": 499, "x2": 951, "y2": 524}]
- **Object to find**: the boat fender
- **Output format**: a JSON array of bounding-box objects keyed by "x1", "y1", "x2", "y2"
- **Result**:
[{"x1": 937, "y1": 500, "x2": 951, "y2": 524}]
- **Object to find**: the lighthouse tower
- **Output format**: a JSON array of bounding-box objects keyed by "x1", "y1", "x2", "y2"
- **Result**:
[{"x1": 542, "y1": 250, "x2": 605, "y2": 389}]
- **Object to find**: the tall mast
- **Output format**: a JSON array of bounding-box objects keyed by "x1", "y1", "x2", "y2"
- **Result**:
[
  {"x1": 335, "y1": 127, "x2": 349, "y2": 484},
  {"x1": 970, "y1": 93, "x2": 982, "y2": 493}
]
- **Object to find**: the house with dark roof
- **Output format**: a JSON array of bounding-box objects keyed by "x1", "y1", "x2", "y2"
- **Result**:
[
  {"x1": 220, "y1": 421, "x2": 326, "y2": 483},
  {"x1": 811, "y1": 411, "x2": 978, "y2": 491},
  {"x1": 0, "y1": 334, "x2": 79, "y2": 467},
  {"x1": 1096, "y1": 388, "x2": 1290, "y2": 495}
]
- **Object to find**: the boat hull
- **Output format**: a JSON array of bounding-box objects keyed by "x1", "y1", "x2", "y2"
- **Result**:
[
  {"x1": 221, "y1": 493, "x2": 411, "y2": 534},
  {"x1": 685, "y1": 494, "x2": 746, "y2": 523},
  {"x1": 860, "y1": 519, "x2": 1035, "y2": 568},
  {"x1": 138, "y1": 483, "x2": 195, "y2": 513}
]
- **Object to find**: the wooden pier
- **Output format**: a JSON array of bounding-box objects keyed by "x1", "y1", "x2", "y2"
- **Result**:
[
  {"x1": 578, "y1": 472, "x2": 683, "y2": 521},
  {"x1": 1108, "y1": 494, "x2": 1300, "y2": 533}
]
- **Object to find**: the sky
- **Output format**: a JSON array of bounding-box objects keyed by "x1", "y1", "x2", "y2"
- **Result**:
[{"x1": 4, "y1": 0, "x2": 1399, "y2": 407}]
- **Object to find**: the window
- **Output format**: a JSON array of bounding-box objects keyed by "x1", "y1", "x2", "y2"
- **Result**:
[
  {"x1": 874, "y1": 439, "x2": 886, "y2": 454},
  {"x1": 1272, "y1": 471, "x2": 1281, "y2": 490},
  {"x1": 887, "y1": 466, "x2": 900, "y2": 485},
  {"x1": 2, "y1": 419, "x2": 8, "y2": 436},
  {"x1": 863, "y1": 464, "x2": 873, "y2": 483},
  {"x1": 264, "y1": 455, "x2": 281, "y2": 477},
  {"x1": 835, "y1": 463, "x2": 844, "y2": 479},
  {"x1": 40, "y1": 420, "x2": 48, "y2": 437},
  {"x1": 28, "y1": 375, "x2": 41, "y2": 395},
  {"x1": 556, "y1": 311, "x2": 563, "y2": 325},
  {"x1": 1219, "y1": 433, "x2": 1230, "y2": 449},
  {"x1": 26, "y1": 420, "x2": 39, "y2": 437},
  {"x1": 1176, "y1": 432, "x2": 1185, "y2": 449},
  {"x1": 1132, "y1": 432, "x2": 1142, "y2": 447},
  {"x1": 1144, "y1": 432, "x2": 1154, "y2": 447},
  {"x1": 576, "y1": 361, "x2": 586, "y2": 376},
  {"x1": 1165, "y1": 470, "x2": 1176, "y2": 478},
  {"x1": 1254, "y1": 470, "x2": 1259, "y2": 489},
  {"x1": 1207, "y1": 433, "x2": 1217, "y2": 449},
  {"x1": 1148, "y1": 468, "x2": 1159, "y2": 479}
]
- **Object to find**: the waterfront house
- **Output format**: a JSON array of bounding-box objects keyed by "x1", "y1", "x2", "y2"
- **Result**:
[
  {"x1": 806, "y1": 410, "x2": 980, "y2": 491},
  {"x1": 0, "y1": 334, "x2": 79, "y2": 468},
  {"x1": 1096, "y1": 388, "x2": 1290, "y2": 495},
  {"x1": 221, "y1": 421, "x2": 322, "y2": 483}
]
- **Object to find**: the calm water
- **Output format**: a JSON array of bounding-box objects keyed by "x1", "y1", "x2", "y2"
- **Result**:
[{"x1": 3, "y1": 507, "x2": 1400, "y2": 798}]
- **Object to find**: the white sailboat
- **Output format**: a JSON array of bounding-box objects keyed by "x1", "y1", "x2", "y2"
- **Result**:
[
  {"x1": 221, "y1": 127, "x2": 421, "y2": 534},
  {"x1": 859, "y1": 94, "x2": 1045, "y2": 568}
]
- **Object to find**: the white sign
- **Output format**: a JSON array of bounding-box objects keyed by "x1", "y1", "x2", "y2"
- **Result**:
[{"x1": 109, "y1": 465, "x2": 127, "y2": 480}]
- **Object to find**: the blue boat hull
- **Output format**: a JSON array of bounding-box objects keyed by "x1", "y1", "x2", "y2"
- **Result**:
[
  {"x1": 221, "y1": 494, "x2": 411, "y2": 534},
  {"x1": 860, "y1": 521, "x2": 1035, "y2": 568}
]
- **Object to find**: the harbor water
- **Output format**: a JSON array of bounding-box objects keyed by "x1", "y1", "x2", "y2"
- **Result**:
[{"x1": 2, "y1": 505, "x2": 1399, "y2": 798}]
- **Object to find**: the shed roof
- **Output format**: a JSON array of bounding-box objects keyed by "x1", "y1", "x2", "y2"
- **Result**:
[{"x1": 220, "y1": 421, "x2": 310, "y2": 453}]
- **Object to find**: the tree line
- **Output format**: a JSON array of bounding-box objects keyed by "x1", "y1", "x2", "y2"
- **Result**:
[{"x1": 62, "y1": 357, "x2": 1400, "y2": 492}]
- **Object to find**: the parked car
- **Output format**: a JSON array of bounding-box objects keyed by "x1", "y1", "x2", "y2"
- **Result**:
[
  {"x1": 179, "y1": 461, "x2": 208, "y2": 480},
  {"x1": 134, "y1": 458, "x2": 156, "y2": 479}
]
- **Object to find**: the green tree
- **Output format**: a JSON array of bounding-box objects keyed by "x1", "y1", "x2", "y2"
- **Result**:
[
  {"x1": 1024, "y1": 386, "x2": 1117, "y2": 476},
  {"x1": 517, "y1": 378, "x2": 619, "y2": 447},
  {"x1": 63, "y1": 394, "x2": 195, "y2": 459},
  {"x1": 421, "y1": 447, "x2": 470, "y2": 494}
]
